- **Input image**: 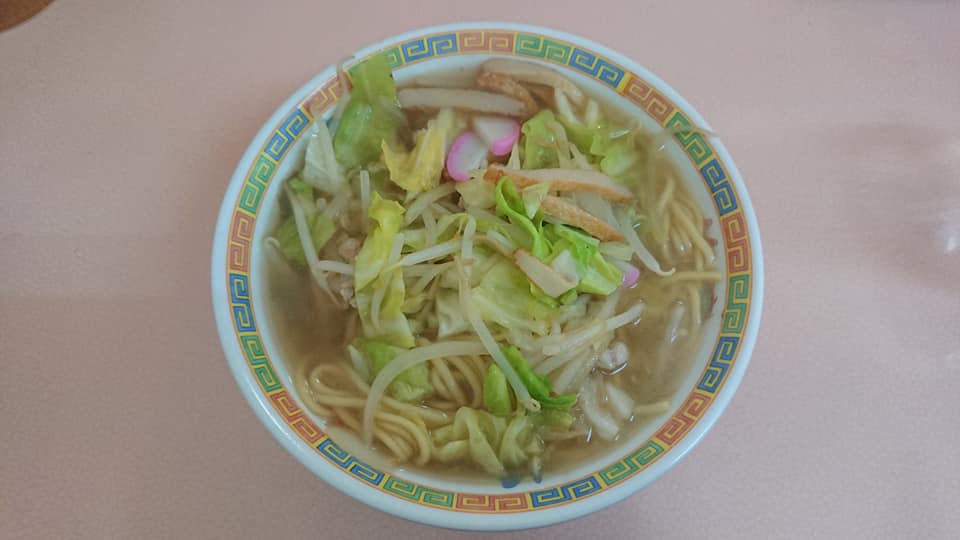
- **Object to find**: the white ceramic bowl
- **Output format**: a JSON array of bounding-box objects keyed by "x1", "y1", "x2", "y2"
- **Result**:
[{"x1": 211, "y1": 22, "x2": 763, "y2": 531}]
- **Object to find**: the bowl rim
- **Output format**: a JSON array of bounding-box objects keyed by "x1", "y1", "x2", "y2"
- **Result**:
[{"x1": 211, "y1": 21, "x2": 764, "y2": 531}]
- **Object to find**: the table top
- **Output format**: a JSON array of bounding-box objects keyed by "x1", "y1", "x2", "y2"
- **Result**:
[{"x1": 2, "y1": 1, "x2": 958, "y2": 538}]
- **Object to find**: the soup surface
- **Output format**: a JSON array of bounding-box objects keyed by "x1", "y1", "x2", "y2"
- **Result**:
[{"x1": 264, "y1": 53, "x2": 719, "y2": 483}]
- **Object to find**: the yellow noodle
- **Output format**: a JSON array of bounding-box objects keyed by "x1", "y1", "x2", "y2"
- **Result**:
[
  {"x1": 430, "y1": 367, "x2": 452, "y2": 400},
  {"x1": 341, "y1": 364, "x2": 449, "y2": 426},
  {"x1": 459, "y1": 357, "x2": 483, "y2": 406},
  {"x1": 665, "y1": 271, "x2": 723, "y2": 282},
  {"x1": 467, "y1": 355, "x2": 489, "y2": 385},
  {"x1": 449, "y1": 356, "x2": 484, "y2": 408},
  {"x1": 669, "y1": 227, "x2": 687, "y2": 256},
  {"x1": 375, "y1": 411, "x2": 432, "y2": 465},
  {"x1": 333, "y1": 406, "x2": 361, "y2": 431},
  {"x1": 377, "y1": 429, "x2": 412, "y2": 462},
  {"x1": 308, "y1": 365, "x2": 353, "y2": 396},
  {"x1": 427, "y1": 399, "x2": 458, "y2": 410},
  {"x1": 334, "y1": 406, "x2": 422, "y2": 464},
  {"x1": 313, "y1": 394, "x2": 369, "y2": 408},
  {"x1": 671, "y1": 203, "x2": 714, "y2": 264},
  {"x1": 656, "y1": 174, "x2": 675, "y2": 216},
  {"x1": 380, "y1": 419, "x2": 417, "y2": 447},
  {"x1": 688, "y1": 284, "x2": 702, "y2": 326},
  {"x1": 662, "y1": 209, "x2": 672, "y2": 245},
  {"x1": 304, "y1": 363, "x2": 453, "y2": 459},
  {"x1": 675, "y1": 223, "x2": 695, "y2": 255},
  {"x1": 433, "y1": 359, "x2": 468, "y2": 406},
  {"x1": 300, "y1": 394, "x2": 333, "y2": 418},
  {"x1": 674, "y1": 197, "x2": 697, "y2": 224},
  {"x1": 334, "y1": 407, "x2": 410, "y2": 462},
  {"x1": 675, "y1": 195, "x2": 712, "y2": 264},
  {"x1": 679, "y1": 196, "x2": 704, "y2": 226}
]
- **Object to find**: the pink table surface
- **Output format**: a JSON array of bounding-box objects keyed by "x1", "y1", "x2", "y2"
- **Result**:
[{"x1": 2, "y1": 1, "x2": 958, "y2": 538}]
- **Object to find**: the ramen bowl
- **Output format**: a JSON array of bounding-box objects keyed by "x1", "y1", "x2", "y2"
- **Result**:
[{"x1": 211, "y1": 22, "x2": 763, "y2": 531}]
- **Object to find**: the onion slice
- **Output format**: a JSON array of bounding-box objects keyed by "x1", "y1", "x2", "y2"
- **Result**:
[
  {"x1": 513, "y1": 248, "x2": 578, "y2": 297},
  {"x1": 549, "y1": 249, "x2": 580, "y2": 284},
  {"x1": 581, "y1": 377, "x2": 619, "y2": 440},
  {"x1": 605, "y1": 382, "x2": 635, "y2": 421}
]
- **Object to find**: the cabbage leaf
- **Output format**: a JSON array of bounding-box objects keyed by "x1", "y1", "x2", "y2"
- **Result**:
[
  {"x1": 354, "y1": 193, "x2": 404, "y2": 290},
  {"x1": 382, "y1": 108, "x2": 460, "y2": 194},
  {"x1": 359, "y1": 339, "x2": 432, "y2": 402},
  {"x1": 502, "y1": 346, "x2": 576, "y2": 411},
  {"x1": 494, "y1": 177, "x2": 551, "y2": 260},
  {"x1": 520, "y1": 110, "x2": 561, "y2": 169},
  {"x1": 483, "y1": 364, "x2": 514, "y2": 415},
  {"x1": 302, "y1": 121, "x2": 346, "y2": 194},
  {"x1": 471, "y1": 259, "x2": 554, "y2": 336},
  {"x1": 333, "y1": 53, "x2": 402, "y2": 170},
  {"x1": 354, "y1": 193, "x2": 415, "y2": 347},
  {"x1": 546, "y1": 224, "x2": 622, "y2": 295},
  {"x1": 274, "y1": 177, "x2": 334, "y2": 265}
]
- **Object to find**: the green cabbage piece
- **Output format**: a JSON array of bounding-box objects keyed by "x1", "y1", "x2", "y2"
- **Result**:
[
  {"x1": 302, "y1": 121, "x2": 346, "y2": 194},
  {"x1": 490, "y1": 182, "x2": 582, "y2": 304},
  {"x1": 483, "y1": 364, "x2": 514, "y2": 415},
  {"x1": 520, "y1": 182, "x2": 551, "y2": 219},
  {"x1": 546, "y1": 224, "x2": 622, "y2": 296},
  {"x1": 289, "y1": 176, "x2": 315, "y2": 206},
  {"x1": 579, "y1": 252, "x2": 622, "y2": 295},
  {"x1": 521, "y1": 110, "x2": 561, "y2": 169},
  {"x1": 499, "y1": 415, "x2": 541, "y2": 469},
  {"x1": 557, "y1": 116, "x2": 594, "y2": 153},
  {"x1": 274, "y1": 177, "x2": 334, "y2": 265},
  {"x1": 455, "y1": 177, "x2": 496, "y2": 209},
  {"x1": 471, "y1": 259, "x2": 554, "y2": 336},
  {"x1": 590, "y1": 128, "x2": 640, "y2": 181},
  {"x1": 458, "y1": 409, "x2": 506, "y2": 477},
  {"x1": 359, "y1": 340, "x2": 432, "y2": 402},
  {"x1": 382, "y1": 108, "x2": 461, "y2": 194},
  {"x1": 435, "y1": 288, "x2": 470, "y2": 337},
  {"x1": 274, "y1": 214, "x2": 334, "y2": 265},
  {"x1": 558, "y1": 289, "x2": 578, "y2": 305},
  {"x1": 599, "y1": 241, "x2": 634, "y2": 261},
  {"x1": 353, "y1": 193, "x2": 415, "y2": 347},
  {"x1": 333, "y1": 53, "x2": 402, "y2": 171},
  {"x1": 502, "y1": 346, "x2": 576, "y2": 411},
  {"x1": 354, "y1": 193, "x2": 404, "y2": 290},
  {"x1": 431, "y1": 408, "x2": 543, "y2": 478},
  {"x1": 554, "y1": 98, "x2": 640, "y2": 182},
  {"x1": 527, "y1": 284, "x2": 561, "y2": 309},
  {"x1": 533, "y1": 409, "x2": 576, "y2": 430},
  {"x1": 354, "y1": 272, "x2": 415, "y2": 348},
  {"x1": 494, "y1": 177, "x2": 551, "y2": 259}
]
